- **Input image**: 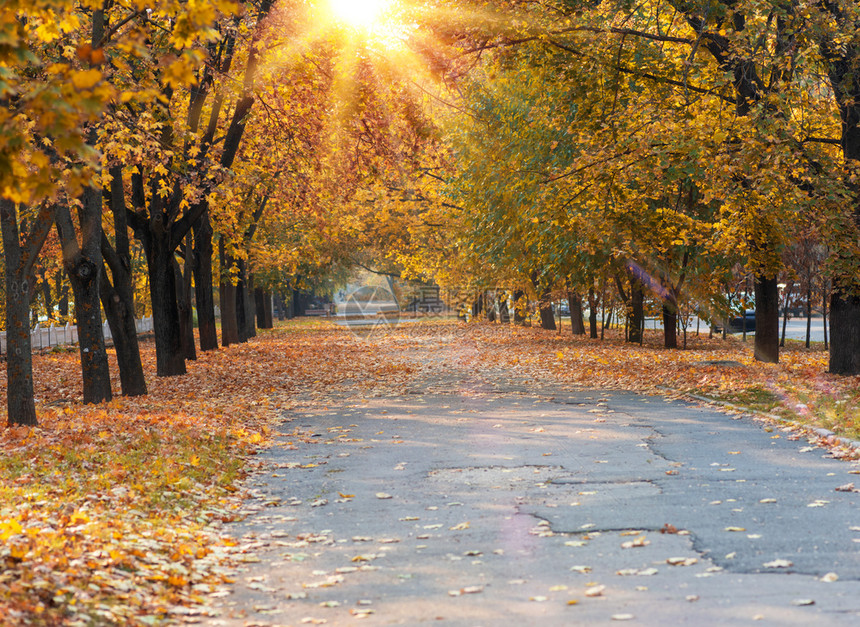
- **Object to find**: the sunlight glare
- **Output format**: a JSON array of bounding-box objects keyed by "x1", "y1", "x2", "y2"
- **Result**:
[{"x1": 328, "y1": 0, "x2": 393, "y2": 30}]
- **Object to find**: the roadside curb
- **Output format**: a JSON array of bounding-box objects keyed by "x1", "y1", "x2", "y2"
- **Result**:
[{"x1": 656, "y1": 385, "x2": 860, "y2": 453}]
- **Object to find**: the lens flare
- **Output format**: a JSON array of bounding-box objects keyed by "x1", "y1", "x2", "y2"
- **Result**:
[{"x1": 328, "y1": 0, "x2": 392, "y2": 30}]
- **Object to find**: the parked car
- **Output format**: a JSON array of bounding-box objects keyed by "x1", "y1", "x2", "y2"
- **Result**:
[{"x1": 714, "y1": 310, "x2": 756, "y2": 333}]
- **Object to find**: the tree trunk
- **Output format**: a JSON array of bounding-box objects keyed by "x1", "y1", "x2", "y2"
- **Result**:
[
  {"x1": 0, "y1": 200, "x2": 51, "y2": 425},
  {"x1": 822, "y1": 25, "x2": 860, "y2": 374},
  {"x1": 221, "y1": 281, "x2": 240, "y2": 345},
  {"x1": 263, "y1": 290, "x2": 273, "y2": 327},
  {"x1": 99, "y1": 260, "x2": 147, "y2": 397},
  {"x1": 499, "y1": 293, "x2": 510, "y2": 323},
  {"x1": 100, "y1": 167, "x2": 147, "y2": 396},
  {"x1": 486, "y1": 290, "x2": 496, "y2": 322},
  {"x1": 219, "y1": 240, "x2": 240, "y2": 346},
  {"x1": 513, "y1": 289, "x2": 526, "y2": 325},
  {"x1": 255, "y1": 288, "x2": 274, "y2": 329},
  {"x1": 538, "y1": 288, "x2": 556, "y2": 331},
  {"x1": 174, "y1": 255, "x2": 197, "y2": 361},
  {"x1": 754, "y1": 275, "x2": 780, "y2": 363},
  {"x1": 805, "y1": 283, "x2": 813, "y2": 349},
  {"x1": 146, "y1": 234, "x2": 187, "y2": 376},
  {"x1": 628, "y1": 277, "x2": 644, "y2": 344},
  {"x1": 193, "y1": 211, "x2": 218, "y2": 351},
  {"x1": 238, "y1": 265, "x2": 256, "y2": 341},
  {"x1": 829, "y1": 291, "x2": 860, "y2": 374},
  {"x1": 56, "y1": 270, "x2": 69, "y2": 321},
  {"x1": 663, "y1": 302, "x2": 678, "y2": 349},
  {"x1": 588, "y1": 287, "x2": 599, "y2": 338},
  {"x1": 569, "y1": 291, "x2": 585, "y2": 335},
  {"x1": 99, "y1": 271, "x2": 146, "y2": 397},
  {"x1": 244, "y1": 275, "x2": 256, "y2": 339},
  {"x1": 275, "y1": 293, "x2": 286, "y2": 321},
  {"x1": 39, "y1": 279, "x2": 53, "y2": 321},
  {"x1": 780, "y1": 282, "x2": 793, "y2": 347},
  {"x1": 255, "y1": 288, "x2": 266, "y2": 328},
  {"x1": 236, "y1": 268, "x2": 248, "y2": 340},
  {"x1": 822, "y1": 284, "x2": 829, "y2": 351},
  {"x1": 289, "y1": 288, "x2": 297, "y2": 318},
  {"x1": 57, "y1": 192, "x2": 112, "y2": 403}
]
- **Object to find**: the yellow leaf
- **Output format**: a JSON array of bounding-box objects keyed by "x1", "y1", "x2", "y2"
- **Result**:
[
  {"x1": 0, "y1": 519, "x2": 23, "y2": 540},
  {"x1": 70, "y1": 511, "x2": 90, "y2": 525},
  {"x1": 10, "y1": 543, "x2": 28, "y2": 560},
  {"x1": 71, "y1": 69, "x2": 102, "y2": 90}
]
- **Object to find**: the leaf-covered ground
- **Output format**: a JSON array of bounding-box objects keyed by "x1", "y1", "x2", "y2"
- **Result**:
[
  {"x1": 0, "y1": 318, "x2": 857, "y2": 625},
  {"x1": 0, "y1": 321, "x2": 401, "y2": 626}
]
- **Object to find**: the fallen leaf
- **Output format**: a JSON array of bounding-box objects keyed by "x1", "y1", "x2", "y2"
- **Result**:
[
  {"x1": 763, "y1": 559, "x2": 793, "y2": 568},
  {"x1": 620, "y1": 536, "x2": 650, "y2": 549},
  {"x1": 666, "y1": 557, "x2": 698, "y2": 566},
  {"x1": 584, "y1": 584, "x2": 606, "y2": 597}
]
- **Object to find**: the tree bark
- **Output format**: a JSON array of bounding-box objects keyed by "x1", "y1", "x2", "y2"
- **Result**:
[
  {"x1": 238, "y1": 264, "x2": 256, "y2": 341},
  {"x1": 822, "y1": 284, "x2": 829, "y2": 351},
  {"x1": 255, "y1": 288, "x2": 274, "y2": 328},
  {"x1": 830, "y1": 292, "x2": 860, "y2": 374},
  {"x1": 780, "y1": 282, "x2": 793, "y2": 347},
  {"x1": 57, "y1": 270, "x2": 69, "y2": 320},
  {"x1": 144, "y1": 229, "x2": 186, "y2": 376},
  {"x1": 0, "y1": 200, "x2": 54, "y2": 425},
  {"x1": 817, "y1": 9, "x2": 860, "y2": 373},
  {"x1": 512, "y1": 289, "x2": 526, "y2": 324},
  {"x1": 193, "y1": 211, "x2": 218, "y2": 351},
  {"x1": 482, "y1": 290, "x2": 494, "y2": 322},
  {"x1": 57, "y1": 191, "x2": 112, "y2": 403},
  {"x1": 101, "y1": 167, "x2": 147, "y2": 396},
  {"x1": 568, "y1": 290, "x2": 585, "y2": 335},
  {"x1": 174, "y1": 248, "x2": 197, "y2": 361},
  {"x1": 499, "y1": 293, "x2": 510, "y2": 323},
  {"x1": 754, "y1": 275, "x2": 780, "y2": 363},
  {"x1": 275, "y1": 293, "x2": 286, "y2": 321},
  {"x1": 663, "y1": 302, "x2": 678, "y2": 349},
  {"x1": 263, "y1": 289, "x2": 274, "y2": 327},
  {"x1": 221, "y1": 282, "x2": 239, "y2": 345},
  {"x1": 289, "y1": 288, "x2": 297, "y2": 318},
  {"x1": 628, "y1": 274, "x2": 644, "y2": 344},
  {"x1": 538, "y1": 288, "x2": 556, "y2": 331},
  {"x1": 588, "y1": 287, "x2": 599, "y2": 338}
]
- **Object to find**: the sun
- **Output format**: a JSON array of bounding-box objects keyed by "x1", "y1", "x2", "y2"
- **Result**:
[{"x1": 327, "y1": 0, "x2": 394, "y2": 31}]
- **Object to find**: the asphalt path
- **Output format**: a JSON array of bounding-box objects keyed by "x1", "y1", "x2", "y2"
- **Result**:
[{"x1": 207, "y1": 334, "x2": 860, "y2": 626}]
